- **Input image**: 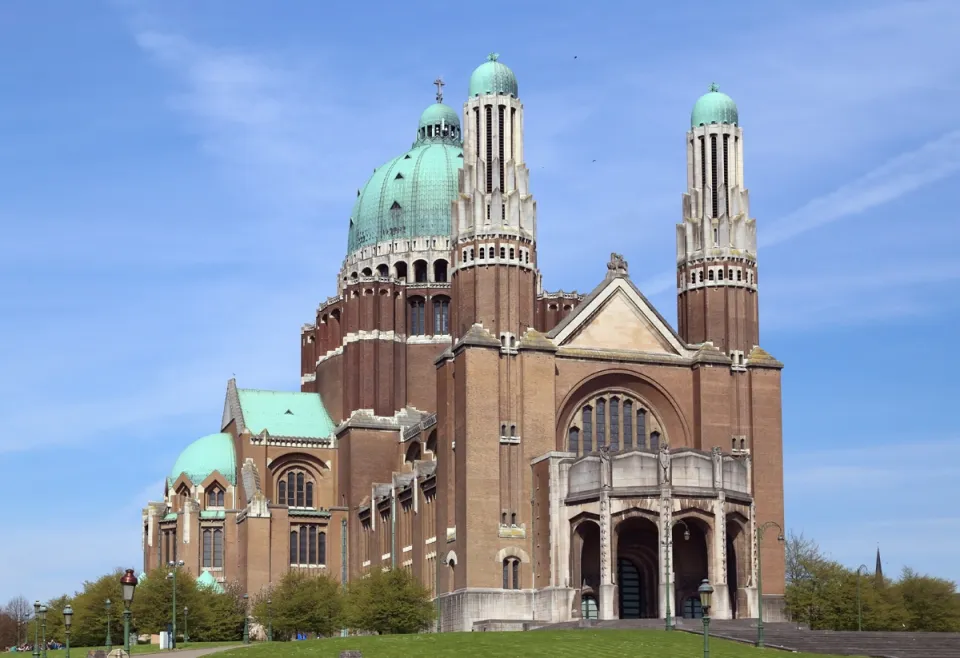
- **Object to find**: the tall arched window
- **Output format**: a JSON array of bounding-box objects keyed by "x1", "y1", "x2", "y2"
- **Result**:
[
  {"x1": 202, "y1": 527, "x2": 225, "y2": 568},
  {"x1": 206, "y1": 486, "x2": 224, "y2": 508},
  {"x1": 433, "y1": 297, "x2": 450, "y2": 335},
  {"x1": 502, "y1": 557, "x2": 520, "y2": 590},
  {"x1": 582, "y1": 405, "x2": 593, "y2": 453},
  {"x1": 567, "y1": 393, "x2": 665, "y2": 456},
  {"x1": 650, "y1": 431, "x2": 661, "y2": 451},
  {"x1": 410, "y1": 298, "x2": 426, "y2": 335},
  {"x1": 279, "y1": 469, "x2": 317, "y2": 508},
  {"x1": 623, "y1": 400, "x2": 633, "y2": 450}
]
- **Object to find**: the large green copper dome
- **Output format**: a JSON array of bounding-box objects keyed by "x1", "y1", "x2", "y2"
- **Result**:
[
  {"x1": 168, "y1": 432, "x2": 237, "y2": 486},
  {"x1": 691, "y1": 83, "x2": 739, "y2": 128},
  {"x1": 347, "y1": 103, "x2": 463, "y2": 253},
  {"x1": 468, "y1": 53, "x2": 518, "y2": 97}
]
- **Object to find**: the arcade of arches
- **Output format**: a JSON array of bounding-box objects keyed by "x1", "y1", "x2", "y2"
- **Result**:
[{"x1": 571, "y1": 512, "x2": 751, "y2": 620}]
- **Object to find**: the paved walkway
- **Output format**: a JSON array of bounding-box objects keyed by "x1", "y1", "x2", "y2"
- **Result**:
[{"x1": 166, "y1": 646, "x2": 247, "y2": 658}]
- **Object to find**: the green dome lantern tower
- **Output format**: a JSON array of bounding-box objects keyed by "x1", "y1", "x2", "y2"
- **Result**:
[
  {"x1": 451, "y1": 53, "x2": 539, "y2": 338},
  {"x1": 676, "y1": 82, "x2": 759, "y2": 357}
]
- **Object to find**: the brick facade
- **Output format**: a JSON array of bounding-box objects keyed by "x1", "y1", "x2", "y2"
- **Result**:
[{"x1": 143, "y1": 66, "x2": 786, "y2": 633}]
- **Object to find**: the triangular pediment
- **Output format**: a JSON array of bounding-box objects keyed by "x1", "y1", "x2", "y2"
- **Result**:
[{"x1": 551, "y1": 277, "x2": 688, "y2": 355}]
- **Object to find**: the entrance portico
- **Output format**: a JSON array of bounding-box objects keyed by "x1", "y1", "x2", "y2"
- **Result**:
[{"x1": 550, "y1": 445, "x2": 757, "y2": 622}]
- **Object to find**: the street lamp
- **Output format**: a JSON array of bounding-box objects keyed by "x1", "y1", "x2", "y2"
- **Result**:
[
  {"x1": 663, "y1": 518, "x2": 691, "y2": 631},
  {"x1": 120, "y1": 568, "x2": 139, "y2": 654},
  {"x1": 242, "y1": 594, "x2": 250, "y2": 645},
  {"x1": 267, "y1": 599, "x2": 272, "y2": 642},
  {"x1": 855, "y1": 564, "x2": 869, "y2": 632},
  {"x1": 183, "y1": 606, "x2": 189, "y2": 645},
  {"x1": 38, "y1": 606, "x2": 47, "y2": 658},
  {"x1": 32, "y1": 601, "x2": 40, "y2": 658},
  {"x1": 755, "y1": 520, "x2": 785, "y2": 648},
  {"x1": 105, "y1": 599, "x2": 112, "y2": 653},
  {"x1": 63, "y1": 605, "x2": 73, "y2": 658},
  {"x1": 166, "y1": 560, "x2": 184, "y2": 649},
  {"x1": 699, "y1": 579, "x2": 714, "y2": 658}
]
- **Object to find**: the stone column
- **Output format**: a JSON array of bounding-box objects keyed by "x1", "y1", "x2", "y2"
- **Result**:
[
  {"x1": 711, "y1": 448, "x2": 731, "y2": 619},
  {"x1": 659, "y1": 489, "x2": 674, "y2": 620},
  {"x1": 598, "y1": 490, "x2": 615, "y2": 620}
]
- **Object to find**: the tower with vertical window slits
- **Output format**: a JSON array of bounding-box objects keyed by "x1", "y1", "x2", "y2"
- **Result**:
[
  {"x1": 450, "y1": 53, "x2": 538, "y2": 339},
  {"x1": 676, "y1": 84, "x2": 758, "y2": 357}
]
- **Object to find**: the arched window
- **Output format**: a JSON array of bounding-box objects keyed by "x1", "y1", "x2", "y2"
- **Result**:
[
  {"x1": 206, "y1": 487, "x2": 224, "y2": 508},
  {"x1": 409, "y1": 298, "x2": 426, "y2": 335},
  {"x1": 434, "y1": 260, "x2": 448, "y2": 282},
  {"x1": 395, "y1": 261, "x2": 408, "y2": 281},
  {"x1": 202, "y1": 528, "x2": 224, "y2": 568},
  {"x1": 581, "y1": 595, "x2": 599, "y2": 620},
  {"x1": 637, "y1": 409, "x2": 647, "y2": 449},
  {"x1": 413, "y1": 260, "x2": 428, "y2": 283},
  {"x1": 433, "y1": 297, "x2": 450, "y2": 335},
  {"x1": 377, "y1": 263, "x2": 389, "y2": 277},
  {"x1": 596, "y1": 399, "x2": 606, "y2": 449},
  {"x1": 650, "y1": 431, "x2": 661, "y2": 451},
  {"x1": 582, "y1": 405, "x2": 593, "y2": 453},
  {"x1": 623, "y1": 400, "x2": 633, "y2": 450},
  {"x1": 567, "y1": 394, "x2": 665, "y2": 456},
  {"x1": 502, "y1": 557, "x2": 520, "y2": 590},
  {"x1": 279, "y1": 469, "x2": 316, "y2": 508}
]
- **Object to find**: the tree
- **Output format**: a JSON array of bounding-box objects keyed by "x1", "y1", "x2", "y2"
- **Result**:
[
  {"x1": 891, "y1": 568, "x2": 960, "y2": 632},
  {"x1": 345, "y1": 568, "x2": 434, "y2": 635},
  {"x1": 5, "y1": 596, "x2": 32, "y2": 647},
  {"x1": 785, "y1": 531, "x2": 825, "y2": 586},
  {"x1": 251, "y1": 570, "x2": 342, "y2": 640},
  {"x1": 67, "y1": 569, "x2": 125, "y2": 648},
  {"x1": 0, "y1": 609, "x2": 16, "y2": 650}
]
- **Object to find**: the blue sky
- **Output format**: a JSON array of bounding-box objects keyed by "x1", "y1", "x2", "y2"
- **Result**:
[{"x1": 1, "y1": 0, "x2": 957, "y2": 601}]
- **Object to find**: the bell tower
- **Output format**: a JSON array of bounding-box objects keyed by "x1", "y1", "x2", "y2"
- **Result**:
[
  {"x1": 676, "y1": 84, "x2": 758, "y2": 358},
  {"x1": 450, "y1": 53, "x2": 538, "y2": 341}
]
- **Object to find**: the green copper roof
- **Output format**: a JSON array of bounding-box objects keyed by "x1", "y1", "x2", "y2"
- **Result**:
[
  {"x1": 691, "y1": 83, "x2": 738, "y2": 128},
  {"x1": 346, "y1": 102, "x2": 463, "y2": 252},
  {"x1": 196, "y1": 570, "x2": 225, "y2": 594},
  {"x1": 200, "y1": 509, "x2": 226, "y2": 520},
  {"x1": 418, "y1": 103, "x2": 460, "y2": 131},
  {"x1": 169, "y1": 433, "x2": 236, "y2": 486},
  {"x1": 469, "y1": 53, "x2": 518, "y2": 97},
  {"x1": 237, "y1": 389, "x2": 335, "y2": 439}
]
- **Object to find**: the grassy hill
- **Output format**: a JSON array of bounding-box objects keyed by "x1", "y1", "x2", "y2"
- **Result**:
[{"x1": 214, "y1": 630, "x2": 857, "y2": 658}]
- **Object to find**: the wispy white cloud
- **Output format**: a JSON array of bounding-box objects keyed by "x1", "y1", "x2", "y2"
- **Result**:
[{"x1": 761, "y1": 129, "x2": 960, "y2": 247}]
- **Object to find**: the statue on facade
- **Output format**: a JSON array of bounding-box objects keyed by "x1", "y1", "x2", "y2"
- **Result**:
[{"x1": 658, "y1": 442, "x2": 671, "y2": 484}]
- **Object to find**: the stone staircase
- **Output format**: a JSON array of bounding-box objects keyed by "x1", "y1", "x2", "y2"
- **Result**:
[{"x1": 530, "y1": 618, "x2": 960, "y2": 657}]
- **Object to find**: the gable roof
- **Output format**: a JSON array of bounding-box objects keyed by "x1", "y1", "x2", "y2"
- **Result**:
[
  {"x1": 548, "y1": 273, "x2": 690, "y2": 355},
  {"x1": 196, "y1": 570, "x2": 225, "y2": 594}
]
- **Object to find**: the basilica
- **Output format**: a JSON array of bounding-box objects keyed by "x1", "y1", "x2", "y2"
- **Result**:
[{"x1": 142, "y1": 54, "x2": 787, "y2": 631}]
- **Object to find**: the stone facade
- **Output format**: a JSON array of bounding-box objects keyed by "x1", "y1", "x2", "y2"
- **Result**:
[{"x1": 142, "y1": 61, "x2": 786, "y2": 632}]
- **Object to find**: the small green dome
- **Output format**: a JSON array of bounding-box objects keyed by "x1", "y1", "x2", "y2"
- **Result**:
[
  {"x1": 468, "y1": 53, "x2": 518, "y2": 98},
  {"x1": 347, "y1": 102, "x2": 463, "y2": 253},
  {"x1": 419, "y1": 103, "x2": 460, "y2": 131},
  {"x1": 691, "y1": 83, "x2": 739, "y2": 128},
  {"x1": 168, "y1": 432, "x2": 237, "y2": 486}
]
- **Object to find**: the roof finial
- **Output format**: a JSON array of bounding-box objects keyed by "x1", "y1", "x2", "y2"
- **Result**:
[
  {"x1": 433, "y1": 76, "x2": 445, "y2": 104},
  {"x1": 709, "y1": 82, "x2": 720, "y2": 92},
  {"x1": 487, "y1": 52, "x2": 500, "y2": 62}
]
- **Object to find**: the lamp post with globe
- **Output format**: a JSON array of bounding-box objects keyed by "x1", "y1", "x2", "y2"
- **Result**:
[
  {"x1": 663, "y1": 518, "x2": 691, "y2": 631},
  {"x1": 62, "y1": 605, "x2": 73, "y2": 658},
  {"x1": 699, "y1": 579, "x2": 714, "y2": 658},
  {"x1": 105, "y1": 599, "x2": 112, "y2": 653},
  {"x1": 755, "y1": 520, "x2": 785, "y2": 648},
  {"x1": 39, "y1": 606, "x2": 47, "y2": 658},
  {"x1": 120, "y1": 569, "x2": 139, "y2": 654}
]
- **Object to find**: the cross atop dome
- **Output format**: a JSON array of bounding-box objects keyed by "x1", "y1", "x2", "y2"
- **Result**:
[
  {"x1": 487, "y1": 52, "x2": 500, "y2": 62},
  {"x1": 434, "y1": 77, "x2": 445, "y2": 103},
  {"x1": 709, "y1": 82, "x2": 720, "y2": 92}
]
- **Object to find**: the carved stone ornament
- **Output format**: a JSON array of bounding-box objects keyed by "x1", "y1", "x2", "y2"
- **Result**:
[{"x1": 606, "y1": 252, "x2": 629, "y2": 276}]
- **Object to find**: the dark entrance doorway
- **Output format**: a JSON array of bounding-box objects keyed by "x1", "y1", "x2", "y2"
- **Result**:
[{"x1": 617, "y1": 558, "x2": 644, "y2": 618}]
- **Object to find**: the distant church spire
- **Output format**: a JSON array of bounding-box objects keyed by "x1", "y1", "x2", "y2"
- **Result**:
[{"x1": 875, "y1": 545, "x2": 884, "y2": 586}]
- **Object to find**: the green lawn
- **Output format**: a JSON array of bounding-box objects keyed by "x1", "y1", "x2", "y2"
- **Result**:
[
  {"x1": 29, "y1": 641, "x2": 241, "y2": 658},
  {"x1": 215, "y1": 630, "x2": 857, "y2": 658}
]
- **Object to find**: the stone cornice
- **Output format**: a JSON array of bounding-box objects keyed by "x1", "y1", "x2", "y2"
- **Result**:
[
  {"x1": 517, "y1": 328, "x2": 557, "y2": 353},
  {"x1": 451, "y1": 323, "x2": 501, "y2": 355}
]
